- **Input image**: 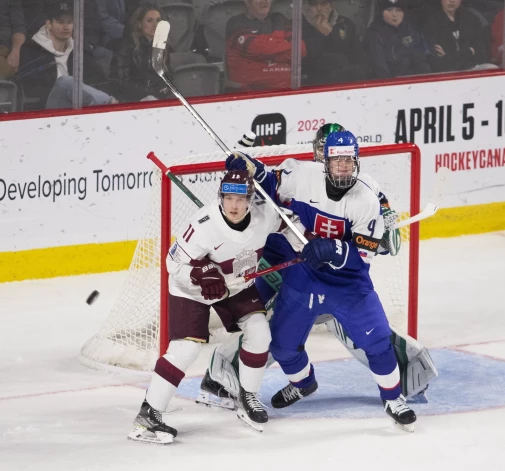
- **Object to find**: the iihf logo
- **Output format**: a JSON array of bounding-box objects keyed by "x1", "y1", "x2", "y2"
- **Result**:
[{"x1": 251, "y1": 113, "x2": 287, "y2": 146}]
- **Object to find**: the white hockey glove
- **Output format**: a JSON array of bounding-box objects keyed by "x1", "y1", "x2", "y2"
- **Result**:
[{"x1": 378, "y1": 195, "x2": 401, "y2": 256}]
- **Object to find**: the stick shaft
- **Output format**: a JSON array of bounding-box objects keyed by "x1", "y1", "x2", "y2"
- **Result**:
[
  {"x1": 158, "y1": 62, "x2": 307, "y2": 243},
  {"x1": 147, "y1": 152, "x2": 204, "y2": 208},
  {"x1": 392, "y1": 166, "x2": 450, "y2": 230},
  {"x1": 151, "y1": 23, "x2": 307, "y2": 246},
  {"x1": 227, "y1": 257, "x2": 301, "y2": 287}
]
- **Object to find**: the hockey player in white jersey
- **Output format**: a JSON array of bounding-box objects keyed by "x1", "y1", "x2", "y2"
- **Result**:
[
  {"x1": 128, "y1": 169, "x2": 282, "y2": 444},
  {"x1": 224, "y1": 129, "x2": 418, "y2": 431}
]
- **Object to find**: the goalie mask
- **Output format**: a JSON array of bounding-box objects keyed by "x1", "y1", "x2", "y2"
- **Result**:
[
  {"x1": 323, "y1": 130, "x2": 360, "y2": 189},
  {"x1": 313, "y1": 123, "x2": 347, "y2": 162},
  {"x1": 219, "y1": 170, "x2": 255, "y2": 223}
]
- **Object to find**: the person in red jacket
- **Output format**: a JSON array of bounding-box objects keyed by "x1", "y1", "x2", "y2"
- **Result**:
[
  {"x1": 226, "y1": 0, "x2": 306, "y2": 91},
  {"x1": 491, "y1": 9, "x2": 503, "y2": 65}
]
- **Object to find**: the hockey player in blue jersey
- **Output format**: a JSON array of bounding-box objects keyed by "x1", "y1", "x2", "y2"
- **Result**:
[{"x1": 225, "y1": 129, "x2": 417, "y2": 431}]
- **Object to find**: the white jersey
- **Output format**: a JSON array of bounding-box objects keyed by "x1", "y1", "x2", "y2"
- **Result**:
[
  {"x1": 167, "y1": 198, "x2": 281, "y2": 304},
  {"x1": 274, "y1": 159, "x2": 384, "y2": 264}
]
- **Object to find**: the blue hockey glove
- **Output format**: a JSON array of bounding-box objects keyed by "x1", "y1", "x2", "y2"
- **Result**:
[
  {"x1": 225, "y1": 152, "x2": 266, "y2": 182},
  {"x1": 302, "y1": 238, "x2": 347, "y2": 269}
]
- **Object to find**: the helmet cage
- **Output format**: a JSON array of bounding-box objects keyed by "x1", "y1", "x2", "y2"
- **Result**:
[{"x1": 324, "y1": 154, "x2": 360, "y2": 189}]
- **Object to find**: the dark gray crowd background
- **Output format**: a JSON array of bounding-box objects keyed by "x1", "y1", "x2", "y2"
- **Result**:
[{"x1": 0, "y1": 0, "x2": 502, "y2": 112}]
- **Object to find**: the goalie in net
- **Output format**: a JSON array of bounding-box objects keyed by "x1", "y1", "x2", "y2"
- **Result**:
[
  {"x1": 201, "y1": 125, "x2": 437, "y2": 433},
  {"x1": 128, "y1": 169, "x2": 287, "y2": 444}
]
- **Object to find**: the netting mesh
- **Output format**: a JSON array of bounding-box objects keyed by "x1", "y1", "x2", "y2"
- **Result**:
[
  {"x1": 79, "y1": 144, "x2": 416, "y2": 372},
  {"x1": 80, "y1": 170, "x2": 163, "y2": 371}
]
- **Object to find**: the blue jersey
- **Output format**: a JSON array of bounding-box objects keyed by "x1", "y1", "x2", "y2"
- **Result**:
[{"x1": 260, "y1": 159, "x2": 385, "y2": 295}]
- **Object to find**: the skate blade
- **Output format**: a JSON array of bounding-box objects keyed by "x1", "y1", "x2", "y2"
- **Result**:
[
  {"x1": 391, "y1": 420, "x2": 415, "y2": 433},
  {"x1": 127, "y1": 426, "x2": 174, "y2": 445},
  {"x1": 237, "y1": 408, "x2": 265, "y2": 432},
  {"x1": 196, "y1": 391, "x2": 236, "y2": 411}
]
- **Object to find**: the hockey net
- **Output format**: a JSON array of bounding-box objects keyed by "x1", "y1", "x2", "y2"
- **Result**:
[{"x1": 79, "y1": 143, "x2": 420, "y2": 372}]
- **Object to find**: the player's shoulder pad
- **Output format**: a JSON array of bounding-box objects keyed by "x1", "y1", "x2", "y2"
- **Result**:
[
  {"x1": 346, "y1": 180, "x2": 381, "y2": 217},
  {"x1": 189, "y1": 202, "x2": 217, "y2": 225},
  {"x1": 276, "y1": 157, "x2": 300, "y2": 171},
  {"x1": 357, "y1": 173, "x2": 380, "y2": 196}
]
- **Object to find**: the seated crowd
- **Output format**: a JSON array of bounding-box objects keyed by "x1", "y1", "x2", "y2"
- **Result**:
[{"x1": 0, "y1": 0, "x2": 502, "y2": 111}]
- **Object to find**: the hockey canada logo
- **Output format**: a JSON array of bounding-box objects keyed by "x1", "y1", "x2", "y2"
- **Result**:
[
  {"x1": 313, "y1": 214, "x2": 345, "y2": 239},
  {"x1": 252, "y1": 113, "x2": 287, "y2": 146}
]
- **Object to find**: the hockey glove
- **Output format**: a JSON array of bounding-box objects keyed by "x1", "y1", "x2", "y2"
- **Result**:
[
  {"x1": 301, "y1": 238, "x2": 347, "y2": 269},
  {"x1": 190, "y1": 258, "x2": 227, "y2": 300},
  {"x1": 379, "y1": 207, "x2": 401, "y2": 256},
  {"x1": 225, "y1": 152, "x2": 266, "y2": 182}
]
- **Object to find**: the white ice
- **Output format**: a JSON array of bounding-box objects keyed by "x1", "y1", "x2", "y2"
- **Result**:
[{"x1": 1, "y1": 232, "x2": 504, "y2": 471}]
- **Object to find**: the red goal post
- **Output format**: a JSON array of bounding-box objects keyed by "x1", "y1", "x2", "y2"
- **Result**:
[{"x1": 159, "y1": 143, "x2": 421, "y2": 357}]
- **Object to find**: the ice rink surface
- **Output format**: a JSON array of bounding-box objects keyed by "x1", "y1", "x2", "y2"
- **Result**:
[{"x1": 1, "y1": 232, "x2": 504, "y2": 471}]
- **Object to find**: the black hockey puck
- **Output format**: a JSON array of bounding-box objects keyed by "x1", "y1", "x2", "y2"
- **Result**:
[{"x1": 86, "y1": 290, "x2": 100, "y2": 305}]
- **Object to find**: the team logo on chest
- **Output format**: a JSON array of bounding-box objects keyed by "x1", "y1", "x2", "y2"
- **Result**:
[
  {"x1": 233, "y1": 249, "x2": 258, "y2": 278},
  {"x1": 314, "y1": 214, "x2": 345, "y2": 239}
]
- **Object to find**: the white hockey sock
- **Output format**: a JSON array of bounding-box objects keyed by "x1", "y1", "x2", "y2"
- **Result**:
[
  {"x1": 372, "y1": 364, "x2": 401, "y2": 391},
  {"x1": 146, "y1": 340, "x2": 201, "y2": 411},
  {"x1": 237, "y1": 314, "x2": 271, "y2": 393},
  {"x1": 239, "y1": 358, "x2": 266, "y2": 393}
]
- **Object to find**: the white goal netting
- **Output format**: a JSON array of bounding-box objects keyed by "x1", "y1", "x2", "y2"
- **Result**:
[{"x1": 79, "y1": 144, "x2": 419, "y2": 372}]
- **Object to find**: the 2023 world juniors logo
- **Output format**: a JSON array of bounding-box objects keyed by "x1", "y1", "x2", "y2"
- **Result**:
[{"x1": 252, "y1": 113, "x2": 287, "y2": 146}]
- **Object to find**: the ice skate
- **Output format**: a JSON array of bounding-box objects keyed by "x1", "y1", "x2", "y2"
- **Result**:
[
  {"x1": 196, "y1": 369, "x2": 236, "y2": 410},
  {"x1": 236, "y1": 386, "x2": 268, "y2": 432},
  {"x1": 383, "y1": 395, "x2": 417, "y2": 432},
  {"x1": 128, "y1": 400, "x2": 177, "y2": 445},
  {"x1": 271, "y1": 381, "x2": 318, "y2": 409}
]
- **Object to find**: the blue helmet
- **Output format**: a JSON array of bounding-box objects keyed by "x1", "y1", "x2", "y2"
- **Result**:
[
  {"x1": 313, "y1": 123, "x2": 347, "y2": 162},
  {"x1": 323, "y1": 131, "x2": 360, "y2": 189}
]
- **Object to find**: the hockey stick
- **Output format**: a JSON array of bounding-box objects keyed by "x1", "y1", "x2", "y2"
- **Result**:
[
  {"x1": 227, "y1": 257, "x2": 302, "y2": 287},
  {"x1": 230, "y1": 167, "x2": 451, "y2": 285},
  {"x1": 152, "y1": 21, "x2": 308, "y2": 246},
  {"x1": 147, "y1": 151, "x2": 204, "y2": 209},
  {"x1": 392, "y1": 167, "x2": 450, "y2": 230}
]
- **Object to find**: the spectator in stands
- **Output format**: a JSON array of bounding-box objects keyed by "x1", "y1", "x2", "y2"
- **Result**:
[
  {"x1": 302, "y1": 0, "x2": 367, "y2": 85},
  {"x1": 116, "y1": 3, "x2": 172, "y2": 102},
  {"x1": 491, "y1": 8, "x2": 503, "y2": 65},
  {"x1": 0, "y1": 0, "x2": 26, "y2": 79},
  {"x1": 22, "y1": 1, "x2": 107, "y2": 66},
  {"x1": 95, "y1": 0, "x2": 127, "y2": 52},
  {"x1": 16, "y1": 1, "x2": 117, "y2": 109},
  {"x1": 363, "y1": 0, "x2": 431, "y2": 79},
  {"x1": 226, "y1": 0, "x2": 305, "y2": 91},
  {"x1": 421, "y1": 0, "x2": 493, "y2": 72},
  {"x1": 122, "y1": 0, "x2": 162, "y2": 41}
]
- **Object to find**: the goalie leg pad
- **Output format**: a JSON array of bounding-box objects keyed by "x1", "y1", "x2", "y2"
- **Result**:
[
  {"x1": 391, "y1": 328, "x2": 438, "y2": 400},
  {"x1": 208, "y1": 343, "x2": 241, "y2": 398},
  {"x1": 325, "y1": 319, "x2": 438, "y2": 401}
]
